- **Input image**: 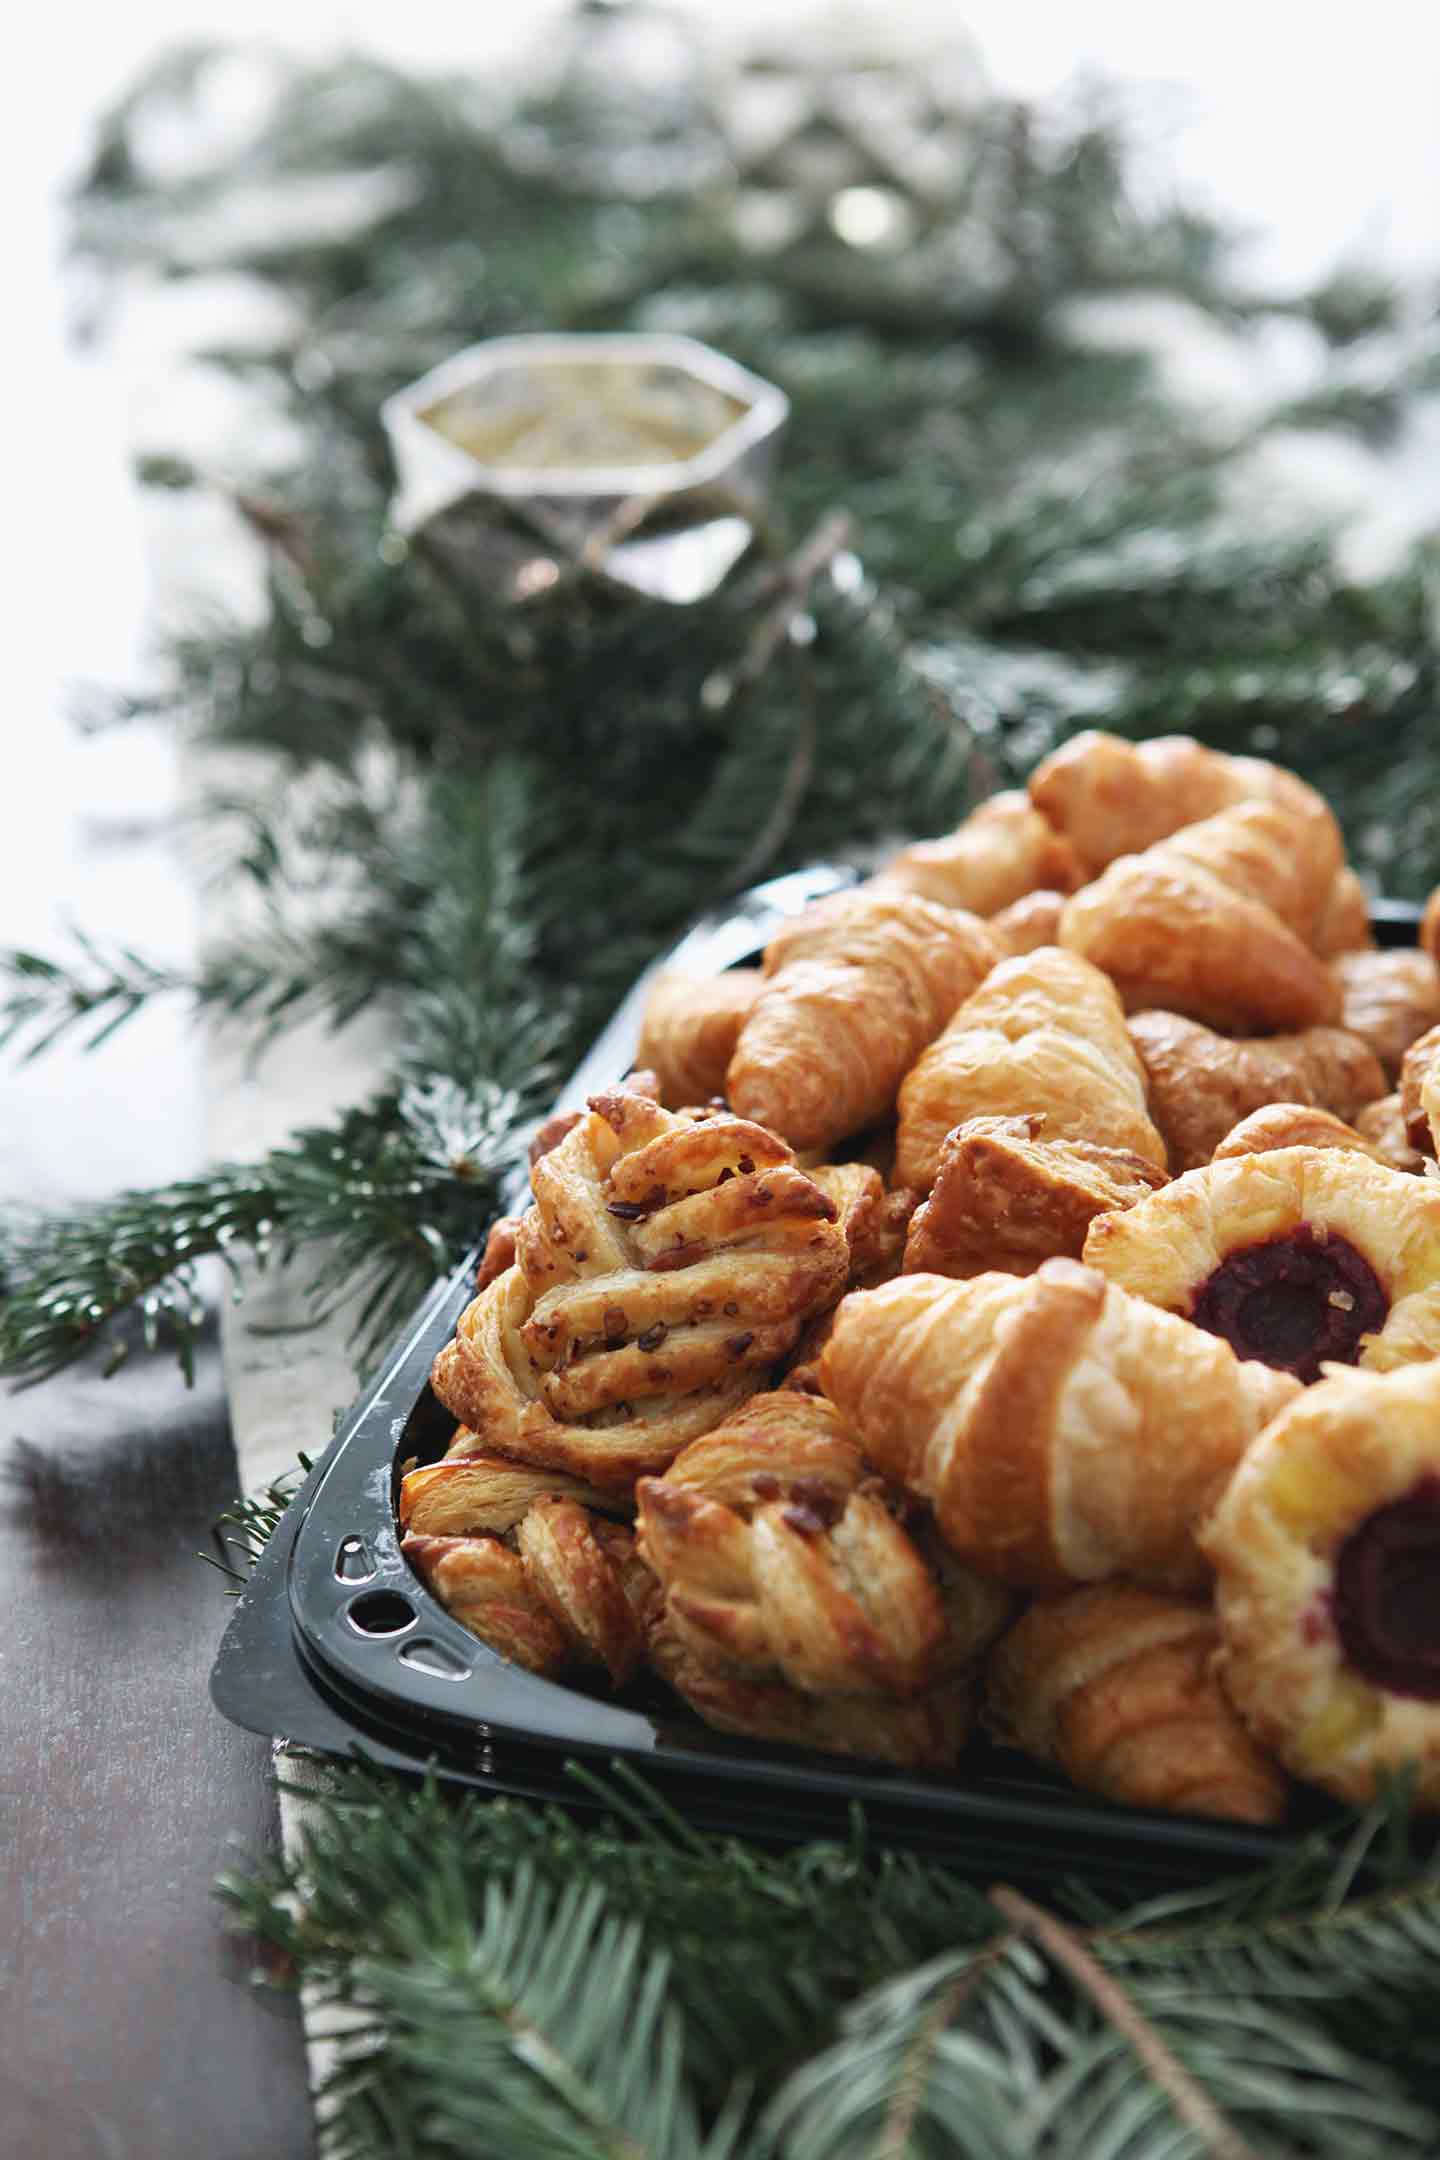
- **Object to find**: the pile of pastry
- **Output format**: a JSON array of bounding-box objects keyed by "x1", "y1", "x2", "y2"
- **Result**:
[{"x1": 402, "y1": 731, "x2": 1440, "y2": 1827}]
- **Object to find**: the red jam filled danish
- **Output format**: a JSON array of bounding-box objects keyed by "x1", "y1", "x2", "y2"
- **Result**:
[{"x1": 1201, "y1": 1362, "x2": 1440, "y2": 1807}]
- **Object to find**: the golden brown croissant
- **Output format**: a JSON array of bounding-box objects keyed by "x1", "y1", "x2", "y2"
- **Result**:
[
  {"x1": 1333, "y1": 949, "x2": 1440, "y2": 1082},
  {"x1": 725, "y1": 887, "x2": 1001, "y2": 1151},
  {"x1": 634, "y1": 969, "x2": 764, "y2": 1108},
  {"x1": 1201, "y1": 1361, "x2": 1440, "y2": 1810},
  {"x1": 1127, "y1": 1011, "x2": 1386, "y2": 1173},
  {"x1": 873, "y1": 790, "x2": 1082, "y2": 915},
  {"x1": 902, "y1": 1113, "x2": 1166, "y2": 1279},
  {"x1": 402, "y1": 1501, "x2": 649, "y2": 1685},
  {"x1": 1313, "y1": 867, "x2": 1374, "y2": 958},
  {"x1": 1423, "y1": 888, "x2": 1440, "y2": 970},
  {"x1": 989, "y1": 888, "x2": 1068, "y2": 957},
  {"x1": 818, "y1": 1261, "x2": 1298, "y2": 1593},
  {"x1": 430, "y1": 1090, "x2": 850, "y2": 1487},
  {"x1": 894, "y1": 946, "x2": 1166, "y2": 1193},
  {"x1": 1354, "y1": 1092, "x2": 1429, "y2": 1176},
  {"x1": 1060, "y1": 802, "x2": 1343, "y2": 1032},
  {"x1": 986, "y1": 1583, "x2": 1287, "y2": 1823},
  {"x1": 1082, "y1": 1145, "x2": 1440, "y2": 1381},
  {"x1": 1211, "y1": 1103, "x2": 1393, "y2": 1166},
  {"x1": 1399, "y1": 1025, "x2": 1440, "y2": 1156}
]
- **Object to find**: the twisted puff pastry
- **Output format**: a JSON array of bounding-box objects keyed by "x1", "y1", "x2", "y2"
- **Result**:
[
  {"x1": 1083, "y1": 1146, "x2": 1440, "y2": 1382},
  {"x1": 894, "y1": 946, "x2": 1166, "y2": 1194},
  {"x1": 1060, "y1": 802, "x2": 1343, "y2": 1033},
  {"x1": 634, "y1": 968, "x2": 764, "y2": 1108},
  {"x1": 1423, "y1": 888, "x2": 1440, "y2": 970},
  {"x1": 725, "y1": 887, "x2": 1001, "y2": 1151},
  {"x1": 1127, "y1": 1011, "x2": 1386, "y2": 1174},
  {"x1": 902, "y1": 1113, "x2": 1166, "y2": 1280},
  {"x1": 818, "y1": 1261, "x2": 1298, "y2": 1593},
  {"x1": 430, "y1": 1090, "x2": 850, "y2": 1487},
  {"x1": 986, "y1": 1584, "x2": 1287, "y2": 1823},
  {"x1": 1334, "y1": 949, "x2": 1440, "y2": 1083},
  {"x1": 1201, "y1": 1362, "x2": 1440, "y2": 1809},
  {"x1": 873, "y1": 790, "x2": 1082, "y2": 916}
]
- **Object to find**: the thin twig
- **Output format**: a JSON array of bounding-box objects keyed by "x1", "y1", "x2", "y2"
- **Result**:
[
  {"x1": 877, "y1": 1934, "x2": 1017, "y2": 2160},
  {"x1": 988, "y1": 1885, "x2": 1265, "y2": 2160},
  {"x1": 731, "y1": 508, "x2": 854, "y2": 692}
]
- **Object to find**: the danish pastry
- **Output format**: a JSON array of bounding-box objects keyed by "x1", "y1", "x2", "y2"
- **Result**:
[
  {"x1": 818, "y1": 1261, "x2": 1298, "y2": 1592},
  {"x1": 726, "y1": 887, "x2": 1001, "y2": 1151},
  {"x1": 1060, "y1": 802, "x2": 1343, "y2": 1032},
  {"x1": 874, "y1": 790, "x2": 1082, "y2": 916},
  {"x1": 1126, "y1": 1011, "x2": 1386, "y2": 1174},
  {"x1": 399, "y1": 1446, "x2": 621, "y2": 1536},
  {"x1": 986, "y1": 1583, "x2": 1287, "y2": 1823},
  {"x1": 894, "y1": 946, "x2": 1166, "y2": 1193},
  {"x1": 634, "y1": 969, "x2": 764, "y2": 1109},
  {"x1": 901, "y1": 1113, "x2": 1166, "y2": 1279},
  {"x1": 1333, "y1": 949, "x2": 1440, "y2": 1082},
  {"x1": 1210, "y1": 1103, "x2": 1392, "y2": 1166},
  {"x1": 1201, "y1": 1361, "x2": 1440, "y2": 1809},
  {"x1": 1083, "y1": 1146, "x2": 1440, "y2": 1382},
  {"x1": 430, "y1": 1089, "x2": 850, "y2": 1486},
  {"x1": 1399, "y1": 1023, "x2": 1440, "y2": 1155}
]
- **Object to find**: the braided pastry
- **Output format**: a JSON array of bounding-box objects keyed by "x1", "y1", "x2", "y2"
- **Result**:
[
  {"x1": 1333, "y1": 949, "x2": 1440, "y2": 1082},
  {"x1": 894, "y1": 946, "x2": 1166, "y2": 1193},
  {"x1": 1083, "y1": 1146, "x2": 1440, "y2": 1382},
  {"x1": 1127, "y1": 1011, "x2": 1385, "y2": 1174},
  {"x1": 725, "y1": 887, "x2": 1001, "y2": 1151},
  {"x1": 400, "y1": 1446, "x2": 621, "y2": 1536},
  {"x1": 819, "y1": 1261, "x2": 1298, "y2": 1593},
  {"x1": 430, "y1": 1090, "x2": 850, "y2": 1487},
  {"x1": 1060, "y1": 802, "x2": 1343, "y2": 1032},
  {"x1": 634, "y1": 969, "x2": 764, "y2": 1108},
  {"x1": 902, "y1": 1113, "x2": 1166, "y2": 1279},
  {"x1": 873, "y1": 790, "x2": 1082, "y2": 916},
  {"x1": 1201, "y1": 1362, "x2": 1440, "y2": 1809},
  {"x1": 987, "y1": 1584, "x2": 1287, "y2": 1823}
]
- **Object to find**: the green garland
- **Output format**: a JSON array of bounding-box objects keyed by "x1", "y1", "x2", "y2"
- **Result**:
[{"x1": 9, "y1": 23, "x2": 1440, "y2": 2150}]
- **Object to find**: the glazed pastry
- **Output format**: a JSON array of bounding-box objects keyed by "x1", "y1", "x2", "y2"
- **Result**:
[
  {"x1": 1313, "y1": 867, "x2": 1374, "y2": 959},
  {"x1": 402, "y1": 1501, "x2": 648, "y2": 1685},
  {"x1": 725, "y1": 887, "x2": 1001, "y2": 1151},
  {"x1": 1211, "y1": 1103, "x2": 1392, "y2": 1166},
  {"x1": 989, "y1": 888, "x2": 1067, "y2": 957},
  {"x1": 1083, "y1": 1145, "x2": 1440, "y2": 1382},
  {"x1": 873, "y1": 790, "x2": 1082, "y2": 916},
  {"x1": 634, "y1": 969, "x2": 764, "y2": 1108},
  {"x1": 1355, "y1": 1093, "x2": 1429, "y2": 1176},
  {"x1": 902, "y1": 1113, "x2": 1166, "y2": 1279},
  {"x1": 399, "y1": 1446, "x2": 623, "y2": 1536},
  {"x1": 894, "y1": 946, "x2": 1166, "y2": 1193},
  {"x1": 1399, "y1": 1023, "x2": 1440, "y2": 1155},
  {"x1": 1333, "y1": 949, "x2": 1440, "y2": 1082},
  {"x1": 430, "y1": 1089, "x2": 850, "y2": 1487},
  {"x1": 1127, "y1": 1011, "x2": 1386, "y2": 1174},
  {"x1": 819, "y1": 1261, "x2": 1298, "y2": 1592},
  {"x1": 1201, "y1": 1361, "x2": 1440, "y2": 1809},
  {"x1": 1060, "y1": 802, "x2": 1343, "y2": 1032},
  {"x1": 987, "y1": 1583, "x2": 1287, "y2": 1823},
  {"x1": 1027, "y1": 729, "x2": 1337, "y2": 879}
]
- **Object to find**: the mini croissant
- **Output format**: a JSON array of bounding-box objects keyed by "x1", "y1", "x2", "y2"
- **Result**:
[
  {"x1": 986, "y1": 1583, "x2": 1287, "y2": 1823},
  {"x1": 873, "y1": 790, "x2": 1082, "y2": 916},
  {"x1": 819, "y1": 1261, "x2": 1298, "y2": 1594},
  {"x1": 894, "y1": 946, "x2": 1166, "y2": 1193},
  {"x1": 1060, "y1": 801, "x2": 1343, "y2": 1033},
  {"x1": 1126, "y1": 1011, "x2": 1387, "y2": 1174},
  {"x1": 430, "y1": 1090, "x2": 850, "y2": 1487},
  {"x1": 1210, "y1": 1103, "x2": 1393, "y2": 1166},
  {"x1": 1400, "y1": 1024, "x2": 1440, "y2": 1156},
  {"x1": 1354, "y1": 1093, "x2": 1429, "y2": 1176},
  {"x1": 726, "y1": 886, "x2": 1001, "y2": 1151},
  {"x1": 634, "y1": 968, "x2": 764, "y2": 1108},
  {"x1": 1333, "y1": 949, "x2": 1440, "y2": 1083}
]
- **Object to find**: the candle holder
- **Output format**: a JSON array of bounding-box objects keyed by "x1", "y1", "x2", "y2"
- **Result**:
[{"x1": 382, "y1": 332, "x2": 789, "y2": 605}]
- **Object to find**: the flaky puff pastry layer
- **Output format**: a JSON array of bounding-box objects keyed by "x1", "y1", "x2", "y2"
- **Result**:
[
  {"x1": 726, "y1": 887, "x2": 1001, "y2": 1151},
  {"x1": 1333, "y1": 950, "x2": 1440, "y2": 1082},
  {"x1": 895, "y1": 946, "x2": 1166, "y2": 1194},
  {"x1": 1060, "y1": 802, "x2": 1343, "y2": 1033},
  {"x1": 430, "y1": 1090, "x2": 849, "y2": 1487},
  {"x1": 1127, "y1": 1012, "x2": 1386, "y2": 1175},
  {"x1": 1083, "y1": 1146, "x2": 1440, "y2": 1379},
  {"x1": 1211, "y1": 1103, "x2": 1393, "y2": 1167},
  {"x1": 819, "y1": 1261, "x2": 1298, "y2": 1593},
  {"x1": 1201, "y1": 1362, "x2": 1440, "y2": 1809},
  {"x1": 902, "y1": 1113, "x2": 1166, "y2": 1279},
  {"x1": 987, "y1": 1584, "x2": 1287, "y2": 1823},
  {"x1": 873, "y1": 790, "x2": 1082, "y2": 916},
  {"x1": 402, "y1": 1501, "x2": 651, "y2": 1686},
  {"x1": 633, "y1": 968, "x2": 764, "y2": 1109}
]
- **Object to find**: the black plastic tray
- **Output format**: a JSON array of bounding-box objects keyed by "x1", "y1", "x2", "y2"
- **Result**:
[{"x1": 211, "y1": 875, "x2": 1426, "y2": 1884}]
